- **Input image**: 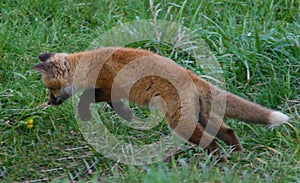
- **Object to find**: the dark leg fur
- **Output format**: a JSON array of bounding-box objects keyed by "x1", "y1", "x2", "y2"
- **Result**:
[
  {"x1": 108, "y1": 101, "x2": 134, "y2": 121},
  {"x1": 198, "y1": 97, "x2": 243, "y2": 152},
  {"x1": 78, "y1": 88, "x2": 100, "y2": 121},
  {"x1": 78, "y1": 88, "x2": 133, "y2": 121},
  {"x1": 188, "y1": 124, "x2": 228, "y2": 163}
]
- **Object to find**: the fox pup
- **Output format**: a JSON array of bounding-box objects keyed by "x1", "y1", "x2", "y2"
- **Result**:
[{"x1": 32, "y1": 47, "x2": 289, "y2": 162}]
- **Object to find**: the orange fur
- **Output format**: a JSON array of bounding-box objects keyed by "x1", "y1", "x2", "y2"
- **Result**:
[{"x1": 32, "y1": 47, "x2": 289, "y2": 162}]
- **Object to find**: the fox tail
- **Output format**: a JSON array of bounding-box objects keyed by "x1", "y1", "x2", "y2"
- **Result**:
[{"x1": 225, "y1": 93, "x2": 289, "y2": 127}]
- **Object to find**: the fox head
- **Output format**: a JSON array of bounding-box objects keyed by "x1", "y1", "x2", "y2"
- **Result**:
[{"x1": 32, "y1": 53, "x2": 77, "y2": 105}]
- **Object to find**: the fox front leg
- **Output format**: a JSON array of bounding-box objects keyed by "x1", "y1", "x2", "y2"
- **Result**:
[
  {"x1": 78, "y1": 88, "x2": 133, "y2": 121},
  {"x1": 108, "y1": 101, "x2": 134, "y2": 121}
]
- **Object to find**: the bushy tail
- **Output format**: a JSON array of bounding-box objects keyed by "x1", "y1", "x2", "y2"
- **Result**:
[
  {"x1": 190, "y1": 71, "x2": 289, "y2": 127},
  {"x1": 225, "y1": 93, "x2": 289, "y2": 127}
]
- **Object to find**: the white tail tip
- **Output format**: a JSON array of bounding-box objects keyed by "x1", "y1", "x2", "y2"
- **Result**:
[{"x1": 268, "y1": 111, "x2": 289, "y2": 128}]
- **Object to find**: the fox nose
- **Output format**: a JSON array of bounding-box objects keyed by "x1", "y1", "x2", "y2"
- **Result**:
[
  {"x1": 48, "y1": 99, "x2": 63, "y2": 105},
  {"x1": 48, "y1": 98, "x2": 65, "y2": 105},
  {"x1": 48, "y1": 96, "x2": 64, "y2": 105},
  {"x1": 48, "y1": 98, "x2": 58, "y2": 105},
  {"x1": 48, "y1": 92, "x2": 70, "y2": 105}
]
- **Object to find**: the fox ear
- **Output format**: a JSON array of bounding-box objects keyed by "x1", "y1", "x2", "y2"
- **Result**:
[
  {"x1": 31, "y1": 62, "x2": 53, "y2": 75},
  {"x1": 38, "y1": 53, "x2": 54, "y2": 62}
]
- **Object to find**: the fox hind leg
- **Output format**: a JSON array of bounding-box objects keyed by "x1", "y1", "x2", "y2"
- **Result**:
[
  {"x1": 198, "y1": 97, "x2": 243, "y2": 152},
  {"x1": 198, "y1": 114, "x2": 243, "y2": 151},
  {"x1": 163, "y1": 101, "x2": 227, "y2": 162},
  {"x1": 210, "y1": 116, "x2": 243, "y2": 151},
  {"x1": 188, "y1": 123, "x2": 228, "y2": 162}
]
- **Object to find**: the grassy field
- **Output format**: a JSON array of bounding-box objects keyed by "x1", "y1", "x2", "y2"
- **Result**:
[{"x1": 0, "y1": 0, "x2": 299, "y2": 182}]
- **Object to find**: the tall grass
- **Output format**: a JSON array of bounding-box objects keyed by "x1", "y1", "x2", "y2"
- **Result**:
[{"x1": 0, "y1": 0, "x2": 299, "y2": 182}]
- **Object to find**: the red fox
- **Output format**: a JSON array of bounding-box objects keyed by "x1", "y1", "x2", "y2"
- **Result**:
[{"x1": 32, "y1": 47, "x2": 289, "y2": 162}]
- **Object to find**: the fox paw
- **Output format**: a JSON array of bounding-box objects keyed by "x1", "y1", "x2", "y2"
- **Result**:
[
  {"x1": 116, "y1": 107, "x2": 134, "y2": 121},
  {"x1": 78, "y1": 108, "x2": 92, "y2": 121},
  {"x1": 78, "y1": 102, "x2": 92, "y2": 121},
  {"x1": 110, "y1": 101, "x2": 134, "y2": 121}
]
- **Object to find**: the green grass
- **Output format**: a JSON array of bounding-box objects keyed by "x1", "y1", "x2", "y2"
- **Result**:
[{"x1": 0, "y1": 0, "x2": 299, "y2": 182}]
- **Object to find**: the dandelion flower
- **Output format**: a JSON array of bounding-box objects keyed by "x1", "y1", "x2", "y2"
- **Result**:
[
  {"x1": 26, "y1": 119, "x2": 34, "y2": 128},
  {"x1": 27, "y1": 124, "x2": 34, "y2": 129}
]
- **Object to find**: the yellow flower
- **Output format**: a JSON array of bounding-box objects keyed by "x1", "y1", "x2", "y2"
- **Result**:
[
  {"x1": 27, "y1": 124, "x2": 34, "y2": 129},
  {"x1": 26, "y1": 119, "x2": 34, "y2": 128}
]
